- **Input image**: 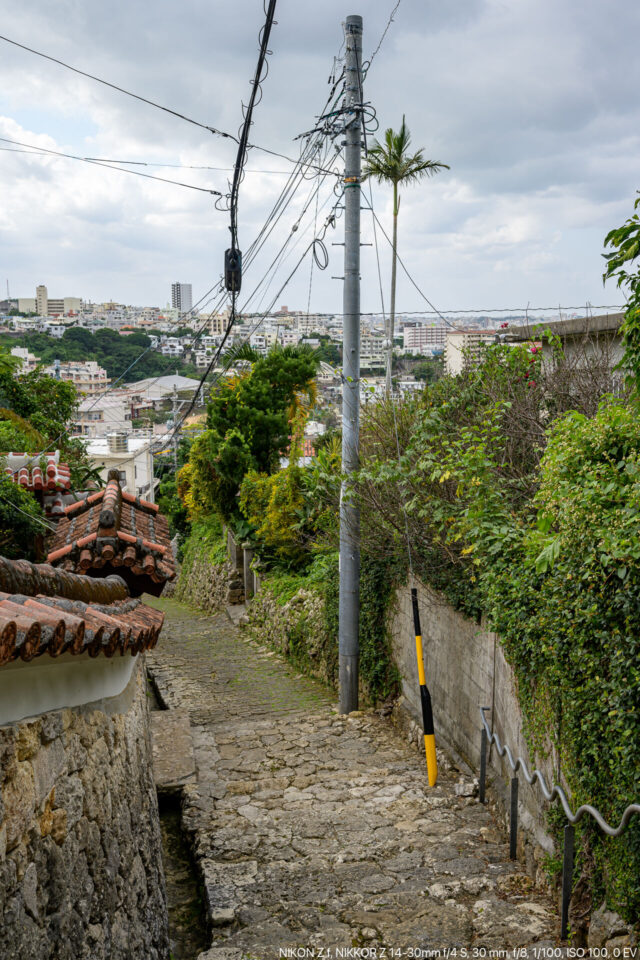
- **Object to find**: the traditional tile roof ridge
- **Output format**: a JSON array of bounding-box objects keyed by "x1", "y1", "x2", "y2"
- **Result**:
[
  {"x1": 0, "y1": 557, "x2": 129, "y2": 604},
  {"x1": 62, "y1": 483, "x2": 159, "y2": 520},
  {"x1": 47, "y1": 471, "x2": 175, "y2": 591},
  {"x1": 0, "y1": 556, "x2": 164, "y2": 667}
]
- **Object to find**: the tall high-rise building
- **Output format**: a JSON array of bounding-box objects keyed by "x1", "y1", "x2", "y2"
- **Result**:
[
  {"x1": 171, "y1": 283, "x2": 192, "y2": 315},
  {"x1": 36, "y1": 284, "x2": 48, "y2": 317}
]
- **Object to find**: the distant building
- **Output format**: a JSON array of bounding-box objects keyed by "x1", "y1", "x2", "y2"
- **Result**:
[
  {"x1": 47, "y1": 360, "x2": 110, "y2": 396},
  {"x1": 74, "y1": 395, "x2": 131, "y2": 437},
  {"x1": 171, "y1": 283, "x2": 192, "y2": 315},
  {"x1": 11, "y1": 347, "x2": 40, "y2": 373},
  {"x1": 160, "y1": 337, "x2": 184, "y2": 357},
  {"x1": 84, "y1": 434, "x2": 156, "y2": 501},
  {"x1": 505, "y1": 312, "x2": 626, "y2": 393},
  {"x1": 403, "y1": 323, "x2": 446, "y2": 355},
  {"x1": 360, "y1": 332, "x2": 385, "y2": 369},
  {"x1": 444, "y1": 329, "x2": 497, "y2": 376},
  {"x1": 36, "y1": 285, "x2": 48, "y2": 317},
  {"x1": 33, "y1": 285, "x2": 81, "y2": 317},
  {"x1": 207, "y1": 312, "x2": 230, "y2": 336}
]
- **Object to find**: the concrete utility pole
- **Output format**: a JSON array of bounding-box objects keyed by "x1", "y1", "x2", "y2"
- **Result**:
[
  {"x1": 339, "y1": 13, "x2": 363, "y2": 714},
  {"x1": 172, "y1": 385, "x2": 179, "y2": 470}
]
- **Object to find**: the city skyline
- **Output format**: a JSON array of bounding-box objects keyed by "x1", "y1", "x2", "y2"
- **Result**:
[{"x1": 0, "y1": 0, "x2": 637, "y2": 315}]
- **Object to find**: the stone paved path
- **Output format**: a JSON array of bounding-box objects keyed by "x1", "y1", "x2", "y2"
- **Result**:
[{"x1": 147, "y1": 598, "x2": 559, "y2": 960}]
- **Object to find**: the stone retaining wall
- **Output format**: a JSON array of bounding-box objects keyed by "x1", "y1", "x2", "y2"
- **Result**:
[
  {"x1": 0, "y1": 659, "x2": 169, "y2": 960},
  {"x1": 245, "y1": 586, "x2": 336, "y2": 688},
  {"x1": 390, "y1": 576, "x2": 557, "y2": 878},
  {"x1": 174, "y1": 542, "x2": 232, "y2": 613}
]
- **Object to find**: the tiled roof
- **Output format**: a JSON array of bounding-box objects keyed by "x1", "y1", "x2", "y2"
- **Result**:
[
  {"x1": 3, "y1": 453, "x2": 71, "y2": 492},
  {"x1": 0, "y1": 557, "x2": 164, "y2": 666},
  {"x1": 47, "y1": 471, "x2": 174, "y2": 595},
  {"x1": 0, "y1": 594, "x2": 163, "y2": 665}
]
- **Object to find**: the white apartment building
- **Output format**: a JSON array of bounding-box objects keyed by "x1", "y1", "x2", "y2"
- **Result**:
[
  {"x1": 160, "y1": 338, "x2": 184, "y2": 357},
  {"x1": 278, "y1": 329, "x2": 302, "y2": 346},
  {"x1": 361, "y1": 333, "x2": 385, "y2": 369},
  {"x1": 48, "y1": 360, "x2": 110, "y2": 396},
  {"x1": 43, "y1": 323, "x2": 68, "y2": 338},
  {"x1": 403, "y1": 323, "x2": 446, "y2": 355},
  {"x1": 74, "y1": 395, "x2": 131, "y2": 437},
  {"x1": 85, "y1": 435, "x2": 156, "y2": 502},
  {"x1": 295, "y1": 314, "x2": 330, "y2": 336},
  {"x1": 11, "y1": 347, "x2": 40, "y2": 373},
  {"x1": 444, "y1": 329, "x2": 496, "y2": 376}
]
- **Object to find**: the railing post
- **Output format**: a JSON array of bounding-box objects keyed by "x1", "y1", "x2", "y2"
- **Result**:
[
  {"x1": 479, "y1": 727, "x2": 487, "y2": 804},
  {"x1": 561, "y1": 823, "x2": 575, "y2": 940},
  {"x1": 509, "y1": 776, "x2": 519, "y2": 860}
]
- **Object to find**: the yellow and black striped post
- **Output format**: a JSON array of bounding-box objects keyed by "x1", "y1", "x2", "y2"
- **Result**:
[{"x1": 411, "y1": 587, "x2": 438, "y2": 786}]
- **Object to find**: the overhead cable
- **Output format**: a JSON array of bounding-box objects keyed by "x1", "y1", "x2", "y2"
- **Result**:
[
  {"x1": 0, "y1": 135, "x2": 223, "y2": 195},
  {"x1": 0, "y1": 33, "x2": 236, "y2": 140}
]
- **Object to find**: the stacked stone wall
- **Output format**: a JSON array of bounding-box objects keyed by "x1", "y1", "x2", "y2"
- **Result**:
[
  {"x1": 245, "y1": 586, "x2": 335, "y2": 687},
  {"x1": 174, "y1": 544, "x2": 232, "y2": 612},
  {"x1": 0, "y1": 660, "x2": 168, "y2": 960}
]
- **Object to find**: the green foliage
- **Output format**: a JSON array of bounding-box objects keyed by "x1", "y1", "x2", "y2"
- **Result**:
[
  {"x1": 473, "y1": 400, "x2": 640, "y2": 918},
  {"x1": 178, "y1": 516, "x2": 226, "y2": 580},
  {"x1": 0, "y1": 368, "x2": 92, "y2": 487},
  {"x1": 187, "y1": 346, "x2": 318, "y2": 524},
  {"x1": 362, "y1": 116, "x2": 450, "y2": 203},
  {"x1": 0, "y1": 328, "x2": 196, "y2": 383},
  {"x1": 0, "y1": 477, "x2": 45, "y2": 559},
  {"x1": 311, "y1": 336, "x2": 341, "y2": 366},
  {"x1": 239, "y1": 464, "x2": 306, "y2": 565},
  {"x1": 156, "y1": 476, "x2": 191, "y2": 547},
  {"x1": 322, "y1": 553, "x2": 401, "y2": 704},
  {"x1": 356, "y1": 334, "x2": 640, "y2": 918},
  {"x1": 603, "y1": 195, "x2": 640, "y2": 390}
]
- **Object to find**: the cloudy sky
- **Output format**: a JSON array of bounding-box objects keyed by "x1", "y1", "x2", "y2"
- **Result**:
[{"x1": 0, "y1": 0, "x2": 638, "y2": 317}]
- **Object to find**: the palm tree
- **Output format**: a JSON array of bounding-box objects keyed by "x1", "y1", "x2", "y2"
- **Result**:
[{"x1": 363, "y1": 116, "x2": 449, "y2": 394}]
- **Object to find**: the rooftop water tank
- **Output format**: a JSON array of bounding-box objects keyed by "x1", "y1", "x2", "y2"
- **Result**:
[{"x1": 106, "y1": 432, "x2": 128, "y2": 454}]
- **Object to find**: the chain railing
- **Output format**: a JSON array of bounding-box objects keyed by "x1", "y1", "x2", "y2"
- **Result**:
[{"x1": 478, "y1": 706, "x2": 640, "y2": 939}]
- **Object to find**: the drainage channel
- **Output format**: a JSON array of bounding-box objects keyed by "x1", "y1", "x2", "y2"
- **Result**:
[
  {"x1": 148, "y1": 674, "x2": 208, "y2": 959},
  {"x1": 159, "y1": 795, "x2": 208, "y2": 959}
]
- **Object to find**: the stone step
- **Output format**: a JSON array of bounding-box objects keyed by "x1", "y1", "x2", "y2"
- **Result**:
[{"x1": 150, "y1": 707, "x2": 196, "y2": 792}]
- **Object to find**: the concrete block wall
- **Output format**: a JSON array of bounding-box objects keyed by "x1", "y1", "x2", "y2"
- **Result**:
[{"x1": 390, "y1": 576, "x2": 557, "y2": 858}]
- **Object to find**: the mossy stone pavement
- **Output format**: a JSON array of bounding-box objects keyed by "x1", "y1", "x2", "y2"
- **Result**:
[{"x1": 147, "y1": 597, "x2": 559, "y2": 960}]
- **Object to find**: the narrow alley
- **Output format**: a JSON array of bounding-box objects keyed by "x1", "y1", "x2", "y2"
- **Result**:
[{"x1": 147, "y1": 598, "x2": 559, "y2": 960}]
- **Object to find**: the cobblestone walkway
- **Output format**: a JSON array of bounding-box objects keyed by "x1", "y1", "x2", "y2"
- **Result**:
[{"x1": 147, "y1": 598, "x2": 559, "y2": 960}]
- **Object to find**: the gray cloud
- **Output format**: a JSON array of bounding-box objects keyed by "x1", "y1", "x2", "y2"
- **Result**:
[{"x1": 0, "y1": 0, "x2": 637, "y2": 311}]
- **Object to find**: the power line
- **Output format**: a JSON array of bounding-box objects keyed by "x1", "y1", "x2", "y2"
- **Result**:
[
  {"x1": 0, "y1": 135, "x2": 223, "y2": 195},
  {"x1": 234, "y1": 305, "x2": 626, "y2": 318},
  {"x1": 229, "y1": 0, "x2": 278, "y2": 248},
  {"x1": 364, "y1": 0, "x2": 402, "y2": 75},
  {"x1": 0, "y1": 146, "x2": 295, "y2": 174},
  {"x1": 0, "y1": 33, "x2": 237, "y2": 140},
  {"x1": 0, "y1": 492, "x2": 57, "y2": 532},
  {"x1": 107, "y1": 194, "x2": 345, "y2": 473},
  {"x1": 0, "y1": 33, "x2": 345, "y2": 176}
]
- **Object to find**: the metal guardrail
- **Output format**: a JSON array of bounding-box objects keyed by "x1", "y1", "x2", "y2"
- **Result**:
[{"x1": 478, "y1": 706, "x2": 640, "y2": 940}]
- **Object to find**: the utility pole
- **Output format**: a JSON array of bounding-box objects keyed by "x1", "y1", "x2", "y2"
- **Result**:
[
  {"x1": 172, "y1": 384, "x2": 179, "y2": 470},
  {"x1": 339, "y1": 13, "x2": 363, "y2": 714}
]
